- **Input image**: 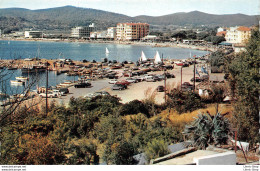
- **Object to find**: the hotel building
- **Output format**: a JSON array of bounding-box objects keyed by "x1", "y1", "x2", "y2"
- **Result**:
[
  {"x1": 116, "y1": 23, "x2": 149, "y2": 41},
  {"x1": 225, "y1": 26, "x2": 251, "y2": 44},
  {"x1": 71, "y1": 23, "x2": 95, "y2": 38}
]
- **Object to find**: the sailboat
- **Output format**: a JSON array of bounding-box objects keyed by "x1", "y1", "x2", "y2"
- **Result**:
[
  {"x1": 106, "y1": 47, "x2": 110, "y2": 54},
  {"x1": 154, "y1": 51, "x2": 162, "y2": 64},
  {"x1": 139, "y1": 51, "x2": 147, "y2": 62}
]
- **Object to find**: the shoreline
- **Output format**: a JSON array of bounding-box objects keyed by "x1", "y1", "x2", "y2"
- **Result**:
[{"x1": 0, "y1": 38, "x2": 217, "y2": 52}]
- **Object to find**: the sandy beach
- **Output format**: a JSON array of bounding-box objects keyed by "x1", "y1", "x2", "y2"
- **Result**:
[{"x1": 0, "y1": 37, "x2": 217, "y2": 52}]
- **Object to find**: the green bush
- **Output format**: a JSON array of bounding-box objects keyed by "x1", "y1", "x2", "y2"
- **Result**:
[{"x1": 167, "y1": 89, "x2": 205, "y2": 113}]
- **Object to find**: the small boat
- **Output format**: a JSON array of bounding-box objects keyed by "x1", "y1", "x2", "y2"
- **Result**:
[
  {"x1": 7, "y1": 66, "x2": 18, "y2": 70},
  {"x1": 106, "y1": 47, "x2": 110, "y2": 54},
  {"x1": 139, "y1": 51, "x2": 147, "y2": 62},
  {"x1": 111, "y1": 65, "x2": 122, "y2": 69},
  {"x1": 175, "y1": 61, "x2": 184, "y2": 66},
  {"x1": 10, "y1": 80, "x2": 25, "y2": 86},
  {"x1": 154, "y1": 51, "x2": 162, "y2": 64},
  {"x1": 15, "y1": 76, "x2": 29, "y2": 81},
  {"x1": 59, "y1": 81, "x2": 74, "y2": 87},
  {"x1": 24, "y1": 58, "x2": 33, "y2": 61}
]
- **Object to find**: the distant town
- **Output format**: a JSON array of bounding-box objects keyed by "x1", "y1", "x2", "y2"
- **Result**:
[{"x1": 0, "y1": 21, "x2": 255, "y2": 54}]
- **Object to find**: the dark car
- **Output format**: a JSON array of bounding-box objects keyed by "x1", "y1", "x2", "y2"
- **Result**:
[
  {"x1": 165, "y1": 65, "x2": 174, "y2": 70},
  {"x1": 181, "y1": 82, "x2": 194, "y2": 91},
  {"x1": 190, "y1": 77, "x2": 202, "y2": 82},
  {"x1": 156, "y1": 85, "x2": 165, "y2": 92},
  {"x1": 200, "y1": 75, "x2": 209, "y2": 81},
  {"x1": 111, "y1": 84, "x2": 126, "y2": 90},
  {"x1": 59, "y1": 88, "x2": 69, "y2": 95},
  {"x1": 165, "y1": 73, "x2": 175, "y2": 78},
  {"x1": 74, "y1": 82, "x2": 91, "y2": 88}
]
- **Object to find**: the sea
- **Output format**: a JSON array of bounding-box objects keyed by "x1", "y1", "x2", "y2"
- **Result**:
[{"x1": 0, "y1": 40, "x2": 208, "y2": 96}]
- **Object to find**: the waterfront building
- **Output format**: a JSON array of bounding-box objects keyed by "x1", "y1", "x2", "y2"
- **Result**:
[
  {"x1": 116, "y1": 23, "x2": 149, "y2": 41},
  {"x1": 24, "y1": 31, "x2": 43, "y2": 38},
  {"x1": 106, "y1": 27, "x2": 117, "y2": 39},
  {"x1": 225, "y1": 26, "x2": 251, "y2": 44},
  {"x1": 0, "y1": 29, "x2": 1, "y2": 37},
  {"x1": 141, "y1": 35, "x2": 158, "y2": 41},
  {"x1": 90, "y1": 31, "x2": 107, "y2": 39},
  {"x1": 71, "y1": 23, "x2": 95, "y2": 39}
]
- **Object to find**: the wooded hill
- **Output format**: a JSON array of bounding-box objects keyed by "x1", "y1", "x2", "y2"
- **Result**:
[{"x1": 0, "y1": 6, "x2": 258, "y2": 32}]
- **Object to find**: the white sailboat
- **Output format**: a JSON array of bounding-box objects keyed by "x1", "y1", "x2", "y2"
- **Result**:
[
  {"x1": 139, "y1": 51, "x2": 147, "y2": 62},
  {"x1": 154, "y1": 51, "x2": 162, "y2": 64},
  {"x1": 106, "y1": 47, "x2": 110, "y2": 54}
]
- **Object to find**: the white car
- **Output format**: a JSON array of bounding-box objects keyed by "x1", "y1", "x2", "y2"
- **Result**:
[
  {"x1": 39, "y1": 92, "x2": 58, "y2": 98},
  {"x1": 126, "y1": 78, "x2": 137, "y2": 83},
  {"x1": 108, "y1": 79, "x2": 118, "y2": 84}
]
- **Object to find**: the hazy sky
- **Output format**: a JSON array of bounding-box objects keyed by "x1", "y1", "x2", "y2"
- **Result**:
[{"x1": 0, "y1": 0, "x2": 259, "y2": 16}]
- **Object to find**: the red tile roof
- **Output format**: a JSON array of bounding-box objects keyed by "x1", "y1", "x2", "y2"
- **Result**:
[
  {"x1": 237, "y1": 26, "x2": 251, "y2": 31},
  {"x1": 216, "y1": 31, "x2": 227, "y2": 36}
]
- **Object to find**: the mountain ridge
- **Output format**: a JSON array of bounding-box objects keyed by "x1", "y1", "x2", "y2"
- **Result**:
[{"x1": 0, "y1": 6, "x2": 258, "y2": 32}]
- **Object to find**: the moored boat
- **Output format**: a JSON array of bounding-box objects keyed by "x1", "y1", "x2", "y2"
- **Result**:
[
  {"x1": 15, "y1": 76, "x2": 29, "y2": 81},
  {"x1": 10, "y1": 80, "x2": 25, "y2": 86},
  {"x1": 21, "y1": 65, "x2": 46, "y2": 73}
]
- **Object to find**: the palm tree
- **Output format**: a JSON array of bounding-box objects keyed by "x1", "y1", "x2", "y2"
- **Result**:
[{"x1": 184, "y1": 112, "x2": 230, "y2": 149}]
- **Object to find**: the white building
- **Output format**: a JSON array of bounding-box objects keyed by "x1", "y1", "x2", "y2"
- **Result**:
[
  {"x1": 24, "y1": 31, "x2": 43, "y2": 38},
  {"x1": 106, "y1": 27, "x2": 117, "y2": 39},
  {"x1": 225, "y1": 26, "x2": 251, "y2": 44},
  {"x1": 71, "y1": 23, "x2": 95, "y2": 38},
  {"x1": 217, "y1": 27, "x2": 227, "y2": 33},
  {"x1": 90, "y1": 31, "x2": 107, "y2": 39}
]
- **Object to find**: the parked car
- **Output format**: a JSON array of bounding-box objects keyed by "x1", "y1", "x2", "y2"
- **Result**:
[
  {"x1": 109, "y1": 79, "x2": 118, "y2": 84},
  {"x1": 165, "y1": 65, "x2": 174, "y2": 70},
  {"x1": 156, "y1": 85, "x2": 165, "y2": 92},
  {"x1": 39, "y1": 92, "x2": 58, "y2": 98},
  {"x1": 190, "y1": 77, "x2": 202, "y2": 82},
  {"x1": 116, "y1": 80, "x2": 131, "y2": 86},
  {"x1": 165, "y1": 73, "x2": 175, "y2": 78},
  {"x1": 74, "y1": 82, "x2": 91, "y2": 88},
  {"x1": 59, "y1": 88, "x2": 69, "y2": 95},
  {"x1": 200, "y1": 75, "x2": 209, "y2": 81},
  {"x1": 111, "y1": 84, "x2": 126, "y2": 90},
  {"x1": 126, "y1": 77, "x2": 137, "y2": 83},
  {"x1": 181, "y1": 82, "x2": 194, "y2": 91},
  {"x1": 146, "y1": 77, "x2": 156, "y2": 82}
]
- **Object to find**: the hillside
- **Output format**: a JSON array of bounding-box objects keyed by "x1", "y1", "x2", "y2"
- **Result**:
[
  {"x1": 134, "y1": 11, "x2": 259, "y2": 27},
  {"x1": 0, "y1": 6, "x2": 258, "y2": 32}
]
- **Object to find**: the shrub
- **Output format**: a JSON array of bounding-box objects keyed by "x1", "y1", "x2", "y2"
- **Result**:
[
  {"x1": 119, "y1": 100, "x2": 149, "y2": 116},
  {"x1": 145, "y1": 138, "x2": 170, "y2": 162},
  {"x1": 184, "y1": 112, "x2": 230, "y2": 149},
  {"x1": 167, "y1": 89, "x2": 204, "y2": 114}
]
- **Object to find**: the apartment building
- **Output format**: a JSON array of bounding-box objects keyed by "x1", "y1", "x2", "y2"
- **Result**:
[
  {"x1": 116, "y1": 23, "x2": 149, "y2": 41},
  {"x1": 106, "y1": 27, "x2": 117, "y2": 39},
  {"x1": 71, "y1": 23, "x2": 95, "y2": 38},
  {"x1": 225, "y1": 26, "x2": 251, "y2": 44}
]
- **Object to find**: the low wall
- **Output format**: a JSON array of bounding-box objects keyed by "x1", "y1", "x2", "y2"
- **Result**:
[{"x1": 193, "y1": 151, "x2": 236, "y2": 165}]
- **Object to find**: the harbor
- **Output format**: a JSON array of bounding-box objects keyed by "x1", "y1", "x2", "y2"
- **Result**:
[{"x1": 0, "y1": 49, "x2": 214, "y2": 107}]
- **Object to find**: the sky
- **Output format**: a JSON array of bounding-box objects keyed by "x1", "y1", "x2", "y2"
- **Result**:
[{"x1": 0, "y1": 0, "x2": 259, "y2": 16}]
